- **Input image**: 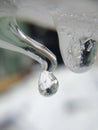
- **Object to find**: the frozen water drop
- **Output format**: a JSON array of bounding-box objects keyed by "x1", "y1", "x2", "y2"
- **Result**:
[
  {"x1": 56, "y1": 19, "x2": 98, "y2": 73},
  {"x1": 52, "y1": 7, "x2": 98, "y2": 73},
  {"x1": 38, "y1": 71, "x2": 58, "y2": 96},
  {"x1": 59, "y1": 35, "x2": 97, "y2": 73},
  {"x1": 69, "y1": 38, "x2": 97, "y2": 73}
]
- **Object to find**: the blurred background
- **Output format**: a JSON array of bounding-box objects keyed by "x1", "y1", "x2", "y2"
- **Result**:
[{"x1": 0, "y1": 0, "x2": 98, "y2": 130}]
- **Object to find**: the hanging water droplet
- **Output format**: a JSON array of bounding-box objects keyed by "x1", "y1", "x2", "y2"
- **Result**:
[{"x1": 38, "y1": 71, "x2": 58, "y2": 96}]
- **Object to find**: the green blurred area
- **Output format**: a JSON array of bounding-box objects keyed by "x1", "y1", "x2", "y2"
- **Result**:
[
  {"x1": 0, "y1": 20, "x2": 32, "y2": 80},
  {"x1": 0, "y1": 48, "x2": 32, "y2": 79}
]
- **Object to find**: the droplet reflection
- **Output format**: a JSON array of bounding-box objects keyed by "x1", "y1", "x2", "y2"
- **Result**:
[
  {"x1": 39, "y1": 71, "x2": 58, "y2": 96},
  {"x1": 80, "y1": 39, "x2": 97, "y2": 68}
]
